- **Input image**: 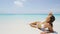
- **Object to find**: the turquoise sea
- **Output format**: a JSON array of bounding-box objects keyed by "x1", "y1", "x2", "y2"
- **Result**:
[{"x1": 0, "y1": 14, "x2": 60, "y2": 34}]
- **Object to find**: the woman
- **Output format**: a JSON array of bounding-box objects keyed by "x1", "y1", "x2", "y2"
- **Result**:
[{"x1": 29, "y1": 12, "x2": 55, "y2": 34}]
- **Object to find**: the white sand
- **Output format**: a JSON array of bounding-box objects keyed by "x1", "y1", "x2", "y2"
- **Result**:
[{"x1": 0, "y1": 19, "x2": 60, "y2": 34}]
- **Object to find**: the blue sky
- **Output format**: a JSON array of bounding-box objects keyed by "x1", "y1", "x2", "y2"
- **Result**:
[{"x1": 0, "y1": 0, "x2": 60, "y2": 14}]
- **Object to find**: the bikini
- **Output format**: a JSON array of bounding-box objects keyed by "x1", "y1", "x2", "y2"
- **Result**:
[
  {"x1": 37, "y1": 23, "x2": 49, "y2": 32},
  {"x1": 37, "y1": 24, "x2": 58, "y2": 34}
]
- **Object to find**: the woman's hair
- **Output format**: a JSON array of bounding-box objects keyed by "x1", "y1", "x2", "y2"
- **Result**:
[
  {"x1": 50, "y1": 15, "x2": 55, "y2": 23},
  {"x1": 49, "y1": 15, "x2": 55, "y2": 27}
]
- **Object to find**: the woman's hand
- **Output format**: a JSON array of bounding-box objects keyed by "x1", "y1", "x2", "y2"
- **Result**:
[{"x1": 40, "y1": 31, "x2": 50, "y2": 34}]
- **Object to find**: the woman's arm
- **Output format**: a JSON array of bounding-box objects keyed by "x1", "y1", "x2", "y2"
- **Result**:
[
  {"x1": 29, "y1": 21, "x2": 41, "y2": 28},
  {"x1": 29, "y1": 22, "x2": 38, "y2": 28},
  {"x1": 47, "y1": 23, "x2": 54, "y2": 32}
]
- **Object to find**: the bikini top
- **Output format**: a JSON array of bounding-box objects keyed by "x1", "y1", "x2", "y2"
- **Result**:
[
  {"x1": 40, "y1": 24, "x2": 49, "y2": 31},
  {"x1": 37, "y1": 23, "x2": 49, "y2": 31}
]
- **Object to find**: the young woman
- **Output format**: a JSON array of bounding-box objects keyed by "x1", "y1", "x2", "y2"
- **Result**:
[{"x1": 29, "y1": 12, "x2": 55, "y2": 34}]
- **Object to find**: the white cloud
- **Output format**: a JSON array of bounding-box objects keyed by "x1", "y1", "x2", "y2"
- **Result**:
[
  {"x1": 16, "y1": 0, "x2": 26, "y2": 2},
  {"x1": 14, "y1": 0, "x2": 26, "y2": 7},
  {"x1": 14, "y1": 1, "x2": 24, "y2": 7},
  {"x1": 22, "y1": 0, "x2": 26, "y2": 2}
]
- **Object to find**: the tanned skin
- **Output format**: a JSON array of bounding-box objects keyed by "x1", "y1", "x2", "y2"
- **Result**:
[{"x1": 30, "y1": 12, "x2": 55, "y2": 34}]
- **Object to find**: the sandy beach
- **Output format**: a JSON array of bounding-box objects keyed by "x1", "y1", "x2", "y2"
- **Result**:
[{"x1": 0, "y1": 15, "x2": 60, "y2": 34}]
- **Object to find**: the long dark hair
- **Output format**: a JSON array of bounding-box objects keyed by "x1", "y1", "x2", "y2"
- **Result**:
[{"x1": 49, "y1": 15, "x2": 55, "y2": 27}]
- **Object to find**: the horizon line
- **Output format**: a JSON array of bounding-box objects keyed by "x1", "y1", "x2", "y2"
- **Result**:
[{"x1": 0, "y1": 14, "x2": 60, "y2": 15}]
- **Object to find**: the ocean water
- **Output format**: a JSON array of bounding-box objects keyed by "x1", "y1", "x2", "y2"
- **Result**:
[{"x1": 0, "y1": 14, "x2": 60, "y2": 34}]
